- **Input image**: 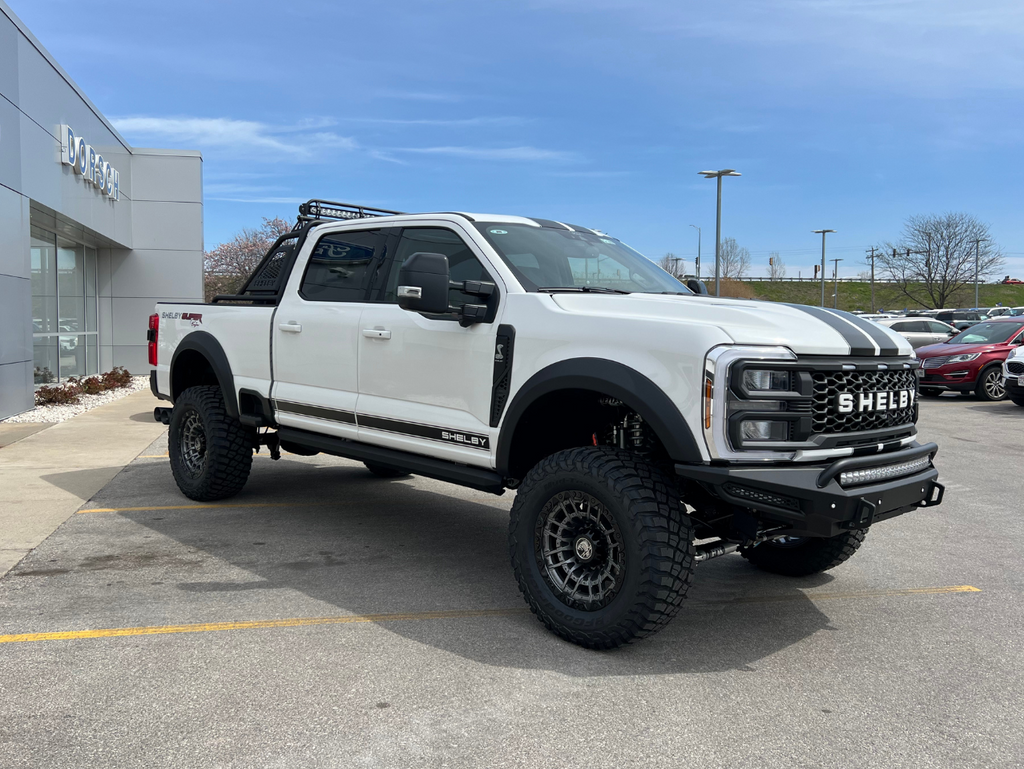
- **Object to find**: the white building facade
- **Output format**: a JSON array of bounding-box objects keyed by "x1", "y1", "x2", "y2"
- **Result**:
[{"x1": 0, "y1": 0, "x2": 204, "y2": 418}]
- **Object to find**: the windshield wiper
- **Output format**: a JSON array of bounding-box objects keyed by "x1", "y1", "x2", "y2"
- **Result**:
[{"x1": 539, "y1": 286, "x2": 631, "y2": 295}]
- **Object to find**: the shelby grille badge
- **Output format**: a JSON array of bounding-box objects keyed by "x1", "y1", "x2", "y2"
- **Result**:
[{"x1": 836, "y1": 389, "x2": 916, "y2": 414}]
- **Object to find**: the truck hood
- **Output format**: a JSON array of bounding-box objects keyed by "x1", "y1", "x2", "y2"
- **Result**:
[{"x1": 548, "y1": 293, "x2": 912, "y2": 357}]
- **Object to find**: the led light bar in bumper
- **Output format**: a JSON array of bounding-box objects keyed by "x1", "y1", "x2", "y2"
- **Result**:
[{"x1": 839, "y1": 455, "x2": 931, "y2": 487}]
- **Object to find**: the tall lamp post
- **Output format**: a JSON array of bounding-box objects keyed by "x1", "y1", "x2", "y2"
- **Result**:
[
  {"x1": 972, "y1": 238, "x2": 986, "y2": 308},
  {"x1": 831, "y1": 258, "x2": 843, "y2": 309},
  {"x1": 699, "y1": 169, "x2": 741, "y2": 296},
  {"x1": 813, "y1": 229, "x2": 836, "y2": 307},
  {"x1": 689, "y1": 224, "x2": 701, "y2": 280}
]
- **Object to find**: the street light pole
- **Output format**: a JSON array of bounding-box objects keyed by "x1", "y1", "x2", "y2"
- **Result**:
[
  {"x1": 831, "y1": 258, "x2": 843, "y2": 309},
  {"x1": 813, "y1": 229, "x2": 836, "y2": 307},
  {"x1": 973, "y1": 238, "x2": 984, "y2": 308},
  {"x1": 689, "y1": 224, "x2": 701, "y2": 280},
  {"x1": 867, "y1": 246, "x2": 877, "y2": 312},
  {"x1": 699, "y1": 169, "x2": 741, "y2": 296}
]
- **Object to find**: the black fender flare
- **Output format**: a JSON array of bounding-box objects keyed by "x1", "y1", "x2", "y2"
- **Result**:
[
  {"x1": 495, "y1": 357, "x2": 704, "y2": 475},
  {"x1": 169, "y1": 331, "x2": 238, "y2": 419}
]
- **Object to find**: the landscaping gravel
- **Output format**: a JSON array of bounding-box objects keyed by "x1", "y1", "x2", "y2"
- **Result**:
[{"x1": 1, "y1": 376, "x2": 150, "y2": 424}]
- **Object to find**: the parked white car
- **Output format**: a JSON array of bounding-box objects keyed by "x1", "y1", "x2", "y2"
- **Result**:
[
  {"x1": 874, "y1": 317, "x2": 958, "y2": 348},
  {"x1": 1004, "y1": 346, "x2": 1024, "y2": 406}
]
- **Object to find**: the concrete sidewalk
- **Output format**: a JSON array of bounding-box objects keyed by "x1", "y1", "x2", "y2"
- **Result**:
[{"x1": 0, "y1": 390, "x2": 166, "y2": 577}]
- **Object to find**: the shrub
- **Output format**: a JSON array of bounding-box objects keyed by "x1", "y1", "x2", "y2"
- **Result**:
[
  {"x1": 35, "y1": 382, "x2": 83, "y2": 406},
  {"x1": 76, "y1": 376, "x2": 106, "y2": 395},
  {"x1": 101, "y1": 366, "x2": 133, "y2": 389}
]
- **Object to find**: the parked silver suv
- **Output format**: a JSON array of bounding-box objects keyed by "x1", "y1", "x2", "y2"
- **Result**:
[{"x1": 875, "y1": 317, "x2": 957, "y2": 349}]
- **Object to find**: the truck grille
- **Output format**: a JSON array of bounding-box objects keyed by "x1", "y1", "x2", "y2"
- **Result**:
[
  {"x1": 812, "y1": 369, "x2": 918, "y2": 434},
  {"x1": 923, "y1": 356, "x2": 950, "y2": 369},
  {"x1": 1007, "y1": 361, "x2": 1024, "y2": 375}
]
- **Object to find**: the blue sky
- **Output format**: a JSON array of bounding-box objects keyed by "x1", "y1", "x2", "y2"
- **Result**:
[{"x1": 15, "y1": 0, "x2": 1024, "y2": 279}]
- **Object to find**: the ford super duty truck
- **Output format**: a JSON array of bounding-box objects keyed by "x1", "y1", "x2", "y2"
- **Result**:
[{"x1": 149, "y1": 200, "x2": 944, "y2": 649}]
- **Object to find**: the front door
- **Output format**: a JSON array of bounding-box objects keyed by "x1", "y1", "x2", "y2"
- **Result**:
[
  {"x1": 356, "y1": 226, "x2": 502, "y2": 467},
  {"x1": 271, "y1": 228, "x2": 384, "y2": 438}
]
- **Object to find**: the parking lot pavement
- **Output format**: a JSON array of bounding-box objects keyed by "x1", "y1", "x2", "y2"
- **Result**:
[{"x1": 1, "y1": 395, "x2": 1022, "y2": 768}]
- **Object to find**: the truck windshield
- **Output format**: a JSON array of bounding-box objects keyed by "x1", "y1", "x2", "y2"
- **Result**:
[{"x1": 474, "y1": 223, "x2": 690, "y2": 295}]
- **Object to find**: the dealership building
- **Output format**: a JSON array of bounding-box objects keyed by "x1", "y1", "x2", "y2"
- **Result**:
[{"x1": 0, "y1": 0, "x2": 204, "y2": 419}]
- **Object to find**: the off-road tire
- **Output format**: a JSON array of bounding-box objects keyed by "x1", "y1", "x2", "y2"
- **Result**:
[
  {"x1": 919, "y1": 387, "x2": 942, "y2": 397},
  {"x1": 974, "y1": 365, "x2": 1006, "y2": 401},
  {"x1": 364, "y1": 462, "x2": 410, "y2": 478},
  {"x1": 168, "y1": 386, "x2": 253, "y2": 501},
  {"x1": 740, "y1": 530, "x2": 866, "y2": 577},
  {"x1": 508, "y1": 447, "x2": 694, "y2": 649}
]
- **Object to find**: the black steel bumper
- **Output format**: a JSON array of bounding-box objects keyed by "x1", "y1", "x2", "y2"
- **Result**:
[{"x1": 677, "y1": 442, "x2": 943, "y2": 538}]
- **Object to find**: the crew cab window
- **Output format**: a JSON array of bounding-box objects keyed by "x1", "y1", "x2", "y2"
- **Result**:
[
  {"x1": 384, "y1": 228, "x2": 493, "y2": 308},
  {"x1": 300, "y1": 229, "x2": 381, "y2": 302}
]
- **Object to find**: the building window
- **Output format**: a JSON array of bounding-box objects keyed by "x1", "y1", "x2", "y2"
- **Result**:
[{"x1": 31, "y1": 227, "x2": 99, "y2": 383}]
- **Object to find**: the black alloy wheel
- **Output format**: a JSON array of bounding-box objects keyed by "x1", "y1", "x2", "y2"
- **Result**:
[
  {"x1": 509, "y1": 447, "x2": 695, "y2": 649},
  {"x1": 168, "y1": 386, "x2": 254, "y2": 501},
  {"x1": 975, "y1": 365, "x2": 1007, "y2": 401}
]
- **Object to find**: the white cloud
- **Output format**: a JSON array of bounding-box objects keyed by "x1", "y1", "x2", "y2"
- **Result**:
[
  {"x1": 396, "y1": 145, "x2": 579, "y2": 162},
  {"x1": 110, "y1": 117, "x2": 358, "y2": 159}
]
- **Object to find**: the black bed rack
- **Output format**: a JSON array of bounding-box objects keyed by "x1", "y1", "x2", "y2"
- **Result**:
[{"x1": 212, "y1": 199, "x2": 405, "y2": 305}]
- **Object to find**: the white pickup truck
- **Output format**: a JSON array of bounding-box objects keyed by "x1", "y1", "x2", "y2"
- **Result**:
[{"x1": 150, "y1": 200, "x2": 943, "y2": 648}]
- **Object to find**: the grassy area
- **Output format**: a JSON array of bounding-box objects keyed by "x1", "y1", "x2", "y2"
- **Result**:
[{"x1": 721, "y1": 280, "x2": 1024, "y2": 312}]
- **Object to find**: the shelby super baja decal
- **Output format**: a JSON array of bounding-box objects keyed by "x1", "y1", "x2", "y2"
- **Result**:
[
  {"x1": 836, "y1": 389, "x2": 915, "y2": 414},
  {"x1": 161, "y1": 311, "x2": 203, "y2": 327}
]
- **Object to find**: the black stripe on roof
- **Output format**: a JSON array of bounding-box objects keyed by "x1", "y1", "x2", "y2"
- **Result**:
[{"x1": 527, "y1": 218, "x2": 572, "y2": 230}]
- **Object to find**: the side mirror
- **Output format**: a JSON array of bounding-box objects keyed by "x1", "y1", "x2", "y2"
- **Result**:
[
  {"x1": 686, "y1": 278, "x2": 709, "y2": 295},
  {"x1": 397, "y1": 252, "x2": 451, "y2": 315}
]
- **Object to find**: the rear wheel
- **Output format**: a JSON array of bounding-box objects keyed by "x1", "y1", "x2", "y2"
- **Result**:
[
  {"x1": 740, "y1": 530, "x2": 866, "y2": 577},
  {"x1": 508, "y1": 447, "x2": 694, "y2": 649},
  {"x1": 364, "y1": 462, "x2": 410, "y2": 478},
  {"x1": 168, "y1": 386, "x2": 253, "y2": 501},
  {"x1": 974, "y1": 365, "x2": 1006, "y2": 401}
]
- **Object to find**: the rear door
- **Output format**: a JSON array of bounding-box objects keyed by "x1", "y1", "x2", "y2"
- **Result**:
[
  {"x1": 926, "y1": 320, "x2": 955, "y2": 345},
  {"x1": 356, "y1": 225, "x2": 502, "y2": 467},
  {"x1": 271, "y1": 227, "x2": 385, "y2": 438}
]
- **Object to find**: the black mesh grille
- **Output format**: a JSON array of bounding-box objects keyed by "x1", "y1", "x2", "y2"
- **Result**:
[
  {"x1": 812, "y1": 369, "x2": 917, "y2": 433},
  {"x1": 722, "y1": 483, "x2": 800, "y2": 511},
  {"x1": 1007, "y1": 361, "x2": 1024, "y2": 375}
]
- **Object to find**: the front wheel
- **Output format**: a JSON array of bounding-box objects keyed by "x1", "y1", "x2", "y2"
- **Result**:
[
  {"x1": 168, "y1": 386, "x2": 254, "y2": 501},
  {"x1": 975, "y1": 365, "x2": 1006, "y2": 401},
  {"x1": 508, "y1": 447, "x2": 695, "y2": 649},
  {"x1": 740, "y1": 530, "x2": 866, "y2": 577}
]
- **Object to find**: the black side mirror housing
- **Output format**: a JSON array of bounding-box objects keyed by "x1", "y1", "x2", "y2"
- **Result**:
[
  {"x1": 397, "y1": 252, "x2": 451, "y2": 314},
  {"x1": 687, "y1": 278, "x2": 710, "y2": 295}
]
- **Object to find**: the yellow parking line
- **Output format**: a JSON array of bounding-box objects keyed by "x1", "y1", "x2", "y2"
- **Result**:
[
  {"x1": 0, "y1": 608, "x2": 530, "y2": 644},
  {"x1": 0, "y1": 586, "x2": 980, "y2": 645},
  {"x1": 77, "y1": 502, "x2": 320, "y2": 514}
]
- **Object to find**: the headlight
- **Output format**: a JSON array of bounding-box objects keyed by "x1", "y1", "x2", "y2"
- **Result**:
[
  {"x1": 740, "y1": 420, "x2": 789, "y2": 441},
  {"x1": 742, "y1": 370, "x2": 791, "y2": 391},
  {"x1": 947, "y1": 353, "x2": 980, "y2": 363}
]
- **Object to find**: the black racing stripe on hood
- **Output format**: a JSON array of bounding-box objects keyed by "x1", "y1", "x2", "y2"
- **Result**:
[
  {"x1": 785, "y1": 304, "x2": 874, "y2": 356},
  {"x1": 822, "y1": 309, "x2": 901, "y2": 356}
]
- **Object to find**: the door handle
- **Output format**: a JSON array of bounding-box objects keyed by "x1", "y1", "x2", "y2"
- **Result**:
[
  {"x1": 362, "y1": 328, "x2": 392, "y2": 339},
  {"x1": 279, "y1": 322, "x2": 303, "y2": 333}
]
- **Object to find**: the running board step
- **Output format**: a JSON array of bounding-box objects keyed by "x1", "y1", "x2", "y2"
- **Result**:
[{"x1": 275, "y1": 426, "x2": 506, "y2": 495}]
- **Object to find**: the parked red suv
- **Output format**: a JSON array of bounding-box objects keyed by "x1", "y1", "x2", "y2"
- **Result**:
[{"x1": 916, "y1": 318, "x2": 1024, "y2": 400}]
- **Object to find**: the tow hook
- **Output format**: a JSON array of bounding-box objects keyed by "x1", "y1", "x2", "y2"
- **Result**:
[{"x1": 255, "y1": 431, "x2": 281, "y2": 460}]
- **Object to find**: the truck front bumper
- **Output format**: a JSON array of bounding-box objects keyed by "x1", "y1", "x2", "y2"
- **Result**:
[{"x1": 676, "y1": 442, "x2": 943, "y2": 538}]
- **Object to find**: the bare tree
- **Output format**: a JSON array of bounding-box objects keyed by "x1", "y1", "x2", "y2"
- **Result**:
[
  {"x1": 768, "y1": 251, "x2": 786, "y2": 281},
  {"x1": 875, "y1": 213, "x2": 1003, "y2": 309},
  {"x1": 657, "y1": 252, "x2": 685, "y2": 278},
  {"x1": 204, "y1": 217, "x2": 292, "y2": 301},
  {"x1": 719, "y1": 237, "x2": 751, "y2": 279}
]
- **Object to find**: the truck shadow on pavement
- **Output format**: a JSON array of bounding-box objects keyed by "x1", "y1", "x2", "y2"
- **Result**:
[{"x1": 83, "y1": 457, "x2": 839, "y2": 677}]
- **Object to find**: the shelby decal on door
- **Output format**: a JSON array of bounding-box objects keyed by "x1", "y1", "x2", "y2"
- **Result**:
[
  {"x1": 441, "y1": 431, "x2": 489, "y2": 449},
  {"x1": 836, "y1": 389, "x2": 916, "y2": 414}
]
